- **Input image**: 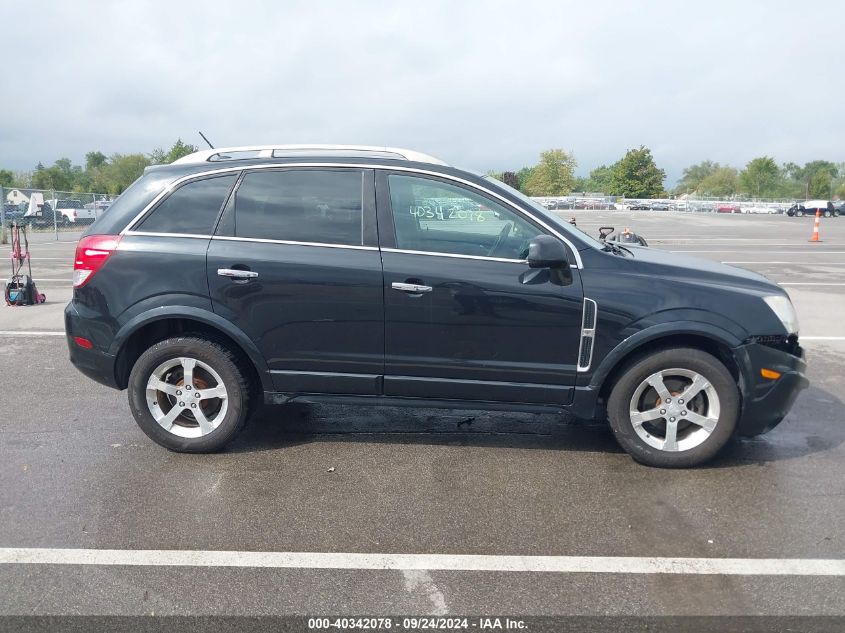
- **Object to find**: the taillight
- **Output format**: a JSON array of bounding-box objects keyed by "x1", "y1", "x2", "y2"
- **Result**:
[{"x1": 73, "y1": 235, "x2": 121, "y2": 288}]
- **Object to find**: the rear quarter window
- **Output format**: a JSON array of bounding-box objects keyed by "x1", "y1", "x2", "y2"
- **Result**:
[{"x1": 135, "y1": 174, "x2": 237, "y2": 235}]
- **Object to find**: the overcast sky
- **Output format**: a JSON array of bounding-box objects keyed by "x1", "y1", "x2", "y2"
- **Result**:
[{"x1": 1, "y1": 0, "x2": 843, "y2": 184}]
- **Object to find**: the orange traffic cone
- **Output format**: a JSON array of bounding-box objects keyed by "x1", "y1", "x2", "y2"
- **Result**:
[{"x1": 809, "y1": 209, "x2": 822, "y2": 242}]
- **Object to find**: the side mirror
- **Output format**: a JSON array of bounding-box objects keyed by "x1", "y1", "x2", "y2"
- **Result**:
[{"x1": 527, "y1": 235, "x2": 570, "y2": 269}]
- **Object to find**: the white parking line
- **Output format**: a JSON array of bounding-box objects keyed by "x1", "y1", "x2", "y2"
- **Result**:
[
  {"x1": 778, "y1": 283, "x2": 845, "y2": 286},
  {"x1": 801, "y1": 336, "x2": 845, "y2": 341},
  {"x1": 661, "y1": 244, "x2": 836, "y2": 248},
  {"x1": 7, "y1": 240, "x2": 79, "y2": 245},
  {"x1": 0, "y1": 548, "x2": 843, "y2": 576},
  {"x1": 673, "y1": 250, "x2": 845, "y2": 254},
  {"x1": 653, "y1": 238, "x2": 817, "y2": 242},
  {"x1": 0, "y1": 331, "x2": 64, "y2": 336},
  {"x1": 722, "y1": 261, "x2": 845, "y2": 265}
]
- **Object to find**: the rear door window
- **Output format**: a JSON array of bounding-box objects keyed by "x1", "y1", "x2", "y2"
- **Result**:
[
  {"x1": 230, "y1": 169, "x2": 364, "y2": 245},
  {"x1": 136, "y1": 174, "x2": 237, "y2": 235}
]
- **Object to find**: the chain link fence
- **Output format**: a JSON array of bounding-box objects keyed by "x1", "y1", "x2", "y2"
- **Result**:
[
  {"x1": 1, "y1": 186, "x2": 113, "y2": 243},
  {"x1": 531, "y1": 195, "x2": 807, "y2": 214}
]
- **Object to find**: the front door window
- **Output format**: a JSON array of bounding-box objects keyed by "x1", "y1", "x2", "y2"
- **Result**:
[{"x1": 387, "y1": 174, "x2": 544, "y2": 260}]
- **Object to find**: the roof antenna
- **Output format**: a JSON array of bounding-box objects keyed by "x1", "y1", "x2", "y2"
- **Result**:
[{"x1": 198, "y1": 131, "x2": 214, "y2": 149}]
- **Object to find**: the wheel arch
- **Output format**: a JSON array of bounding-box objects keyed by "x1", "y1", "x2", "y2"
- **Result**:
[
  {"x1": 591, "y1": 326, "x2": 744, "y2": 412},
  {"x1": 111, "y1": 308, "x2": 271, "y2": 393}
]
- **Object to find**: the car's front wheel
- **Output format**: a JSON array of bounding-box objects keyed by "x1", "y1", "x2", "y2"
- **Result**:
[
  {"x1": 606, "y1": 348, "x2": 739, "y2": 468},
  {"x1": 128, "y1": 336, "x2": 253, "y2": 452}
]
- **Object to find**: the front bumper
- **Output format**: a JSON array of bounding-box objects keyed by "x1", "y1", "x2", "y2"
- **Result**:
[
  {"x1": 64, "y1": 301, "x2": 120, "y2": 389},
  {"x1": 734, "y1": 340, "x2": 808, "y2": 436}
]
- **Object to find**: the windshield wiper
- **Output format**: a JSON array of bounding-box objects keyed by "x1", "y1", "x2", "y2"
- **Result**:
[{"x1": 603, "y1": 242, "x2": 633, "y2": 257}]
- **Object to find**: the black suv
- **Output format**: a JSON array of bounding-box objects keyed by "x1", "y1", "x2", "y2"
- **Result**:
[{"x1": 65, "y1": 145, "x2": 808, "y2": 467}]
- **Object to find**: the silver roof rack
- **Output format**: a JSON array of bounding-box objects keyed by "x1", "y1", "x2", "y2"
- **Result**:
[{"x1": 171, "y1": 144, "x2": 448, "y2": 166}]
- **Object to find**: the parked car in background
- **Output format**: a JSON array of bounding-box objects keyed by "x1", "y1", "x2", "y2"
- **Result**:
[
  {"x1": 650, "y1": 202, "x2": 670, "y2": 211},
  {"x1": 85, "y1": 199, "x2": 114, "y2": 216},
  {"x1": 716, "y1": 204, "x2": 742, "y2": 213},
  {"x1": 24, "y1": 192, "x2": 53, "y2": 228},
  {"x1": 24, "y1": 202, "x2": 62, "y2": 229},
  {"x1": 787, "y1": 201, "x2": 838, "y2": 218},
  {"x1": 693, "y1": 202, "x2": 716, "y2": 213},
  {"x1": 48, "y1": 199, "x2": 97, "y2": 225},
  {"x1": 804, "y1": 200, "x2": 838, "y2": 218},
  {"x1": 629, "y1": 202, "x2": 651, "y2": 210}
]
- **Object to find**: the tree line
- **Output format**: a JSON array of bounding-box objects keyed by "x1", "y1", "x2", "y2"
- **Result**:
[
  {"x1": 490, "y1": 146, "x2": 667, "y2": 199},
  {"x1": 2, "y1": 141, "x2": 842, "y2": 201},
  {"x1": 674, "y1": 158, "x2": 843, "y2": 200},
  {"x1": 0, "y1": 140, "x2": 197, "y2": 195},
  {"x1": 493, "y1": 149, "x2": 844, "y2": 200}
]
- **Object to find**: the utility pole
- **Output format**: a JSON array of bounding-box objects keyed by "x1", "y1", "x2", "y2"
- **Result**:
[{"x1": 0, "y1": 186, "x2": 6, "y2": 245}]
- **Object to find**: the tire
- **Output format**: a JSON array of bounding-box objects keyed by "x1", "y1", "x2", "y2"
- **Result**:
[
  {"x1": 796, "y1": 210, "x2": 804, "y2": 217},
  {"x1": 823, "y1": 210, "x2": 831, "y2": 218},
  {"x1": 606, "y1": 347, "x2": 739, "y2": 468},
  {"x1": 128, "y1": 336, "x2": 253, "y2": 452}
]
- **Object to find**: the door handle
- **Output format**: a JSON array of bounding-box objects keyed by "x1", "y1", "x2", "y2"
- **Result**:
[
  {"x1": 391, "y1": 282, "x2": 432, "y2": 293},
  {"x1": 218, "y1": 268, "x2": 259, "y2": 280}
]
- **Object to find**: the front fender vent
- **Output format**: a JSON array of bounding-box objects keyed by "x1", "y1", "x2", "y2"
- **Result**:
[
  {"x1": 577, "y1": 298, "x2": 597, "y2": 372},
  {"x1": 583, "y1": 297, "x2": 596, "y2": 329}
]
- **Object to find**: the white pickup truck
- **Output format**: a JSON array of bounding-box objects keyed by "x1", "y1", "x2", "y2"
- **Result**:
[{"x1": 47, "y1": 199, "x2": 97, "y2": 225}]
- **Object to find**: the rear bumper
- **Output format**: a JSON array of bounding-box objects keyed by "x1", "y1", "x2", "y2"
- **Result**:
[
  {"x1": 64, "y1": 302, "x2": 120, "y2": 389},
  {"x1": 734, "y1": 340, "x2": 808, "y2": 436}
]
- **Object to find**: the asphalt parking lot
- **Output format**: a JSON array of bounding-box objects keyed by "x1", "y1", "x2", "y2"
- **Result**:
[{"x1": 1, "y1": 214, "x2": 844, "y2": 628}]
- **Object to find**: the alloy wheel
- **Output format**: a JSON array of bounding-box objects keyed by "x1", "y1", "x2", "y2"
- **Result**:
[
  {"x1": 628, "y1": 368, "x2": 720, "y2": 452},
  {"x1": 145, "y1": 357, "x2": 229, "y2": 438}
]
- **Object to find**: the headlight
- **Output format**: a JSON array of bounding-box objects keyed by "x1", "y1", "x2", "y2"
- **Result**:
[{"x1": 764, "y1": 295, "x2": 799, "y2": 335}]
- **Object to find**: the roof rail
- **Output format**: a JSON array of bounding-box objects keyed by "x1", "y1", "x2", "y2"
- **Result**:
[{"x1": 171, "y1": 144, "x2": 448, "y2": 166}]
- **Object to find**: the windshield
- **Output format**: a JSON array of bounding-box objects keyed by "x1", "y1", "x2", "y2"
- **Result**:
[{"x1": 482, "y1": 175, "x2": 605, "y2": 249}]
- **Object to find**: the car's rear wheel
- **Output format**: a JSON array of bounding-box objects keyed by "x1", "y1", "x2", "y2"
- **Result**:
[
  {"x1": 606, "y1": 348, "x2": 739, "y2": 468},
  {"x1": 796, "y1": 210, "x2": 804, "y2": 217},
  {"x1": 823, "y1": 210, "x2": 831, "y2": 218},
  {"x1": 128, "y1": 336, "x2": 252, "y2": 452}
]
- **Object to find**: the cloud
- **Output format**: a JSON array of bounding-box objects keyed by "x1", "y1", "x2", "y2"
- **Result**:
[{"x1": 1, "y1": 0, "x2": 842, "y2": 184}]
